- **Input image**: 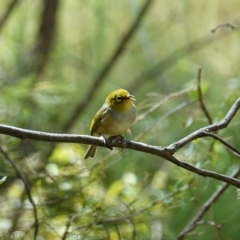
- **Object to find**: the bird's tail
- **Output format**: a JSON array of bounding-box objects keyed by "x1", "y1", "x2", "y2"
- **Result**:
[{"x1": 84, "y1": 145, "x2": 97, "y2": 159}]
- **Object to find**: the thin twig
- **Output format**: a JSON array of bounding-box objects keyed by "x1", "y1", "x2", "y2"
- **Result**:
[
  {"x1": 197, "y1": 68, "x2": 213, "y2": 125},
  {"x1": 137, "y1": 86, "x2": 195, "y2": 121},
  {"x1": 177, "y1": 167, "x2": 240, "y2": 240},
  {"x1": 74, "y1": 184, "x2": 189, "y2": 231},
  {"x1": 201, "y1": 131, "x2": 240, "y2": 156},
  {"x1": 166, "y1": 98, "x2": 240, "y2": 153},
  {"x1": 0, "y1": 147, "x2": 39, "y2": 240},
  {"x1": 195, "y1": 220, "x2": 222, "y2": 229},
  {"x1": 62, "y1": 214, "x2": 77, "y2": 240},
  {"x1": 7, "y1": 192, "x2": 25, "y2": 237},
  {"x1": 212, "y1": 22, "x2": 240, "y2": 33},
  {"x1": 135, "y1": 101, "x2": 195, "y2": 140}
]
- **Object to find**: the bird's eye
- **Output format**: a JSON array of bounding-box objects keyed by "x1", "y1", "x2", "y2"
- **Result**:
[{"x1": 116, "y1": 96, "x2": 122, "y2": 102}]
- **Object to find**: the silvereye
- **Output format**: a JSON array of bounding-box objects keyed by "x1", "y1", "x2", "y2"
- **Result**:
[{"x1": 84, "y1": 89, "x2": 137, "y2": 159}]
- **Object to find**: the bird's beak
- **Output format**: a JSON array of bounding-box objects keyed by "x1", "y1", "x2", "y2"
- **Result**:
[{"x1": 127, "y1": 94, "x2": 135, "y2": 101}]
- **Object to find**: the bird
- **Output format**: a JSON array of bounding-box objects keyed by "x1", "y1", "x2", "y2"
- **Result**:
[{"x1": 84, "y1": 89, "x2": 137, "y2": 159}]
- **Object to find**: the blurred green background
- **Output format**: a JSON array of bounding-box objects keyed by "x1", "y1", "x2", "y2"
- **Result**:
[{"x1": 0, "y1": 0, "x2": 240, "y2": 239}]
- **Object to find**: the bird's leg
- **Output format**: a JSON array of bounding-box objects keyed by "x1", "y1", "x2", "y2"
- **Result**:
[
  {"x1": 108, "y1": 135, "x2": 126, "y2": 152},
  {"x1": 118, "y1": 135, "x2": 126, "y2": 152},
  {"x1": 100, "y1": 136, "x2": 113, "y2": 150}
]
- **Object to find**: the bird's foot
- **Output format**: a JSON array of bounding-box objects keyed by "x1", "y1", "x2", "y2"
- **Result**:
[
  {"x1": 108, "y1": 135, "x2": 126, "y2": 152},
  {"x1": 100, "y1": 136, "x2": 113, "y2": 150}
]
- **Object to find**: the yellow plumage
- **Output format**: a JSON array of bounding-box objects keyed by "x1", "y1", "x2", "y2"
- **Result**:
[{"x1": 84, "y1": 89, "x2": 137, "y2": 159}]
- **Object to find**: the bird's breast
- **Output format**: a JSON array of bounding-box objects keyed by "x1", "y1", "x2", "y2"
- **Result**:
[{"x1": 95, "y1": 105, "x2": 136, "y2": 137}]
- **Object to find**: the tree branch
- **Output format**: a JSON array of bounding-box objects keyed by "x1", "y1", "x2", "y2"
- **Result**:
[
  {"x1": 1, "y1": 99, "x2": 240, "y2": 188},
  {"x1": 212, "y1": 22, "x2": 240, "y2": 33},
  {"x1": 62, "y1": 214, "x2": 77, "y2": 240},
  {"x1": 197, "y1": 67, "x2": 213, "y2": 125},
  {"x1": 166, "y1": 98, "x2": 240, "y2": 153},
  {"x1": 137, "y1": 86, "x2": 195, "y2": 122},
  {"x1": 177, "y1": 166, "x2": 240, "y2": 240},
  {"x1": 0, "y1": 124, "x2": 238, "y2": 188},
  {"x1": 201, "y1": 132, "x2": 240, "y2": 156},
  {"x1": 0, "y1": 146, "x2": 39, "y2": 240},
  {"x1": 0, "y1": 98, "x2": 240, "y2": 188}
]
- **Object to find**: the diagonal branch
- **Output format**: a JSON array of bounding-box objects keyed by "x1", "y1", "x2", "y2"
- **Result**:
[
  {"x1": 166, "y1": 98, "x2": 240, "y2": 153},
  {"x1": 197, "y1": 67, "x2": 213, "y2": 125},
  {"x1": 212, "y1": 22, "x2": 240, "y2": 33},
  {"x1": 0, "y1": 146, "x2": 39, "y2": 240},
  {"x1": 177, "y1": 166, "x2": 240, "y2": 240},
  {"x1": 136, "y1": 86, "x2": 195, "y2": 122},
  {"x1": 62, "y1": 214, "x2": 77, "y2": 240},
  {"x1": 135, "y1": 101, "x2": 195, "y2": 140},
  {"x1": 201, "y1": 132, "x2": 240, "y2": 156}
]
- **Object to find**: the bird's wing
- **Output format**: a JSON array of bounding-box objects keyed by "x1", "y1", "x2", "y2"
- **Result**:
[{"x1": 90, "y1": 104, "x2": 109, "y2": 135}]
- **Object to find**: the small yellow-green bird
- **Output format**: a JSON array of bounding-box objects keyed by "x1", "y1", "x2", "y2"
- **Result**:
[{"x1": 84, "y1": 89, "x2": 137, "y2": 159}]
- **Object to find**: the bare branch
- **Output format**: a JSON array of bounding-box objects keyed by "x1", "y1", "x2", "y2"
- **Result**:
[
  {"x1": 0, "y1": 124, "x2": 107, "y2": 146},
  {"x1": 212, "y1": 22, "x2": 240, "y2": 33},
  {"x1": 0, "y1": 98, "x2": 239, "y2": 187},
  {"x1": 0, "y1": 147, "x2": 39, "y2": 240},
  {"x1": 62, "y1": 215, "x2": 77, "y2": 240},
  {"x1": 177, "y1": 167, "x2": 240, "y2": 240},
  {"x1": 0, "y1": 124, "x2": 239, "y2": 187},
  {"x1": 158, "y1": 153, "x2": 240, "y2": 188},
  {"x1": 7, "y1": 192, "x2": 25, "y2": 237},
  {"x1": 197, "y1": 67, "x2": 213, "y2": 124},
  {"x1": 135, "y1": 101, "x2": 195, "y2": 140},
  {"x1": 137, "y1": 86, "x2": 195, "y2": 122},
  {"x1": 201, "y1": 132, "x2": 240, "y2": 156},
  {"x1": 0, "y1": 98, "x2": 240, "y2": 188},
  {"x1": 166, "y1": 98, "x2": 240, "y2": 153}
]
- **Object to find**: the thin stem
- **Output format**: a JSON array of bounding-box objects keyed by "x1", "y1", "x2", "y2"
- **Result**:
[
  {"x1": 177, "y1": 167, "x2": 240, "y2": 239},
  {"x1": 197, "y1": 67, "x2": 212, "y2": 124},
  {"x1": 0, "y1": 147, "x2": 39, "y2": 240}
]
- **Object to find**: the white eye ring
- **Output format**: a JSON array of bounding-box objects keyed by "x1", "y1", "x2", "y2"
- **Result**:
[{"x1": 116, "y1": 96, "x2": 122, "y2": 102}]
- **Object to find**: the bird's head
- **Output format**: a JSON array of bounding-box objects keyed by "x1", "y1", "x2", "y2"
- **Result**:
[{"x1": 106, "y1": 89, "x2": 135, "y2": 111}]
